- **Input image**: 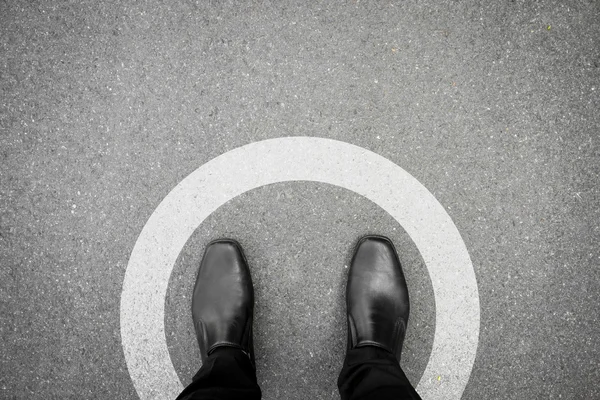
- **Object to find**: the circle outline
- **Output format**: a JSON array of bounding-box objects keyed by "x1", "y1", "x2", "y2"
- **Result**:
[{"x1": 120, "y1": 137, "x2": 480, "y2": 400}]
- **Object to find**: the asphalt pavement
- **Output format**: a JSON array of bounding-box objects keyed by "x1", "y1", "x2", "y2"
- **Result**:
[{"x1": 1, "y1": 1, "x2": 599, "y2": 399}]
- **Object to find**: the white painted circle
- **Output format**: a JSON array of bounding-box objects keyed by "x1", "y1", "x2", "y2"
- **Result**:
[{"x1": 120, "y1": 137, "x2": 480, "y2": 400}]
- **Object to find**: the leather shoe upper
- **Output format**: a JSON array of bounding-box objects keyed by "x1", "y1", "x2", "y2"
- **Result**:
[
  {"x1": 346, "y1": 235, "x2": 410, "y2": 361},
  {"x1": 192, "y1": 239, "x2": 254, "y2": 364}
]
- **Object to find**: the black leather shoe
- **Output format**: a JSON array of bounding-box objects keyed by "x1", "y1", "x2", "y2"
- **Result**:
[
  {"x1": 346, "y1": 235, "x2": 410, "y2": 361},
  {"x1": 192, "y1": 239, "x2": 255, "y2": 366}
]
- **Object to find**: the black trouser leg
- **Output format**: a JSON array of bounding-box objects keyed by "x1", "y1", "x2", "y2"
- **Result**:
[
  {"x1": 338, "y1": 347, "x2": 422, "y2": 400},
  {"x1": 175, "y1": 348, "x2": 262, "y2": 400}
]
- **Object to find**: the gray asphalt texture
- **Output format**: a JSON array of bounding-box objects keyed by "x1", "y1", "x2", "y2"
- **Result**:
[{"x1": 1, "y1": 0, "x2": 599, "y2": 399}]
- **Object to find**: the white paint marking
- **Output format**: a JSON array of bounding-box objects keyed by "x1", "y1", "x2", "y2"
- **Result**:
[{"x1": 120, "y1": 137, "x2": 480, "y2": 400}]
